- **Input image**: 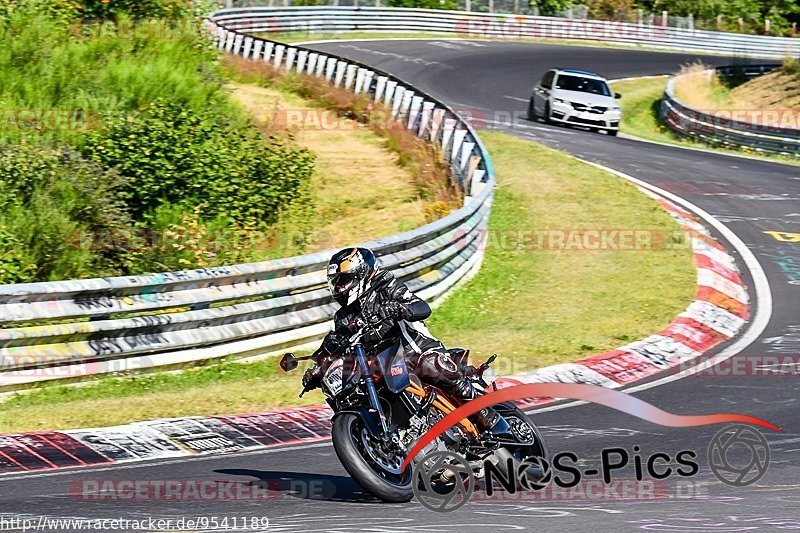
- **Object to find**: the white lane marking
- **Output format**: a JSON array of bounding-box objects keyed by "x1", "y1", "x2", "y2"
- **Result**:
[
  {"x1": 0, "y1": 441, "x2": 334, "y2": 481},
  {"x1": 527, "y1": 161, "x2": 772, "y2": 415},
  {"x1": 292, "y1": 37, "x2": 466, "y2": 46},
  {"x1": 502, "y1": 95, "x2": 529, "y2": 102}
]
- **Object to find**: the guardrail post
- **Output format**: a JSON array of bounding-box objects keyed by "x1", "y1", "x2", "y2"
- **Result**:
[
  {"x1": 428, "y1": 108, "x2": 446, "y2": 142},
  {"x1": 242, "y1": 36, "x2": 253, "y2": 58},
  {"x1": 361, "y1": 70, "x2": 375, "y2": 95},
  {"x1": 307, "y1": 52, "x2": 318, "y2": 74},
  {"x1": 418, "y1": 101, "x2": 435, "y2": 137},
  {"x1": 344, "y1": 64, "x2": 357, "y2": 89},
  {"x1": 407, "y1": 95, "x2": 423, "y2": 130},
  {"x1": 273, "y1": 45, "x2": 285, "y2": 68},
  {"x1": 354, "y1": 68, "x2": 366, "y2": 93},
  {"x1": 284, "y1": 47, "x2": 297, "y2": 70},
  {"x1": 334, "y1": 61, "x2": 348, "y2": 86},
  {"x1": 399, "y1": 90, "x2": 414, "y2": 122},
  {"x1": 316, "y1": 55, "x2": 328, "y2": 77},
  {"x1": 440, "y1": 118, "x2": 456, "y2": 157},
  {"x1": 325, "y1": 57, "x2": 337, "y2": 81},
  {"x1": 384, "y1": 80, "x2": 398, "y2": 108},
  {"x1": 252, "y1": 39, "x2": 263, "y2": 61},
  {"x1": 296, "y1": 50, "x2": 308, "y2": 73},
  {"x1": 262, "y1": 42, "x2": 274, "y2": 63},
  {"x1": 374, "y1": 76, "x2": 388, "y2": 101},
  {"x1": 390, "y1": 86, "x2": 406, "y2": 119}
]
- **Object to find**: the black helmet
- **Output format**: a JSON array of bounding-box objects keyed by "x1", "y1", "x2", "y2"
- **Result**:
[{"x1": 327, "y1": 247, "x2": 377, "y2": 306}]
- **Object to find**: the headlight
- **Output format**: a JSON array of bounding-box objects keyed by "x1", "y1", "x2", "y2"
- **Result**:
[{"x1": 553, "y1": 98, "x2": 571, "y2": 106}]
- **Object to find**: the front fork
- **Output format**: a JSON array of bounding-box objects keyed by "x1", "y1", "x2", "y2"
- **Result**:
[{"x1": 354, "y1": 344, "x2": 390, "y2": 437}]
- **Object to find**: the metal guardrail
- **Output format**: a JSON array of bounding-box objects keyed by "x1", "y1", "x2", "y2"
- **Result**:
[
  {"x1": 0, "y1": 13, "x2": 496, "y2": 390},
  {"x1": 660, "y1": 64, "x2": 800, "y2": 156},
  {"x1": 212, "y1": 6, "x2": 800, "y2": 59}
]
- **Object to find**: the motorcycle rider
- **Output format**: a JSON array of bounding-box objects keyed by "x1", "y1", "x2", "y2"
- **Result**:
[{"x1": 302, "y1": 247, "x2": 512, "y2": 437}]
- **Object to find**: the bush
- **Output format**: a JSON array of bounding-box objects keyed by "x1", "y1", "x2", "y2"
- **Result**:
[
  {"x1": 783, "y1": 56, "x2": 800, "y2": 78},
  {"x1": 0, "y1": 144, "x2": 131, "y2": 280},
  {"x1": 82, "y1": 100, "x2": 315, "y2": 228},
  {"x1": 0, "y1": 225, "x2": 36, "y2": 284},
  {"x1": 120, "y1": 204, "x2": 262, "y2": 273}
]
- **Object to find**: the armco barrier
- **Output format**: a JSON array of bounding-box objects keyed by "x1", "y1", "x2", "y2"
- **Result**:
[
  {"x1": 212, "y1": 6, "x2": 800, "y2": 59},
  {"x1": 0, "y1": 14, "x2": 495, "y2": 390},
  {"x1": 660, "y1": 64, "x2": 800, "y2": 156},
  {"x1": 0, "y1": 190, "x2": 751, "y2": 477}
]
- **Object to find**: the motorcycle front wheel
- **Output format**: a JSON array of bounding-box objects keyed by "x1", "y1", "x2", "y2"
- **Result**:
[{"x1": 331, "y1": 413, "x2": 413, "y2": 503}]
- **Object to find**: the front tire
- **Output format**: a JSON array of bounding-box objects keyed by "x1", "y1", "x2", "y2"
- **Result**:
[
  {"x1": 543, "y1": 102, "x2": 553, "y2": 124},
  {"x1": 502, "y1": 408, "x2": 549, "y2": 463},
  {"x1": 527, "y1": 100, "x2": 537, "y2": 121},
  {"x1": 331, "y1": 413, "x2": 413, "y2": 503}
]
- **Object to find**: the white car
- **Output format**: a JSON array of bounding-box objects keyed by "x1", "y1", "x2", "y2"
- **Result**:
[{"x1": 527, "y1": 68, "x2": 621, "y2": 136}]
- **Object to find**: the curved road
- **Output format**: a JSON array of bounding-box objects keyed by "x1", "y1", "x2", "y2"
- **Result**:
[{"x1": 2, "y1": 41, "x2": 799, "y2": 532}]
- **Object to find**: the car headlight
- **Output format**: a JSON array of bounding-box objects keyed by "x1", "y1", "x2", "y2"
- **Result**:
[{"x1": 553, "y1": 98, "x2": 571, "y2": 106}]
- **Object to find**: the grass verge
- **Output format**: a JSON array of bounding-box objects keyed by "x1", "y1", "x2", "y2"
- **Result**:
[
  {"x1": 0, "y1": 132, "x2": 695, "y2": 432},
  {"x1": 612, "y1": 76, "x2": 800, "y2": 165},
  {"x1": 227, "y1": 82, "x2": 429, "y2": 258}
]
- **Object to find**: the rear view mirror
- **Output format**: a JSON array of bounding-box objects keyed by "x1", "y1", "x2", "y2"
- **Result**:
[
  {"x1": 614, "y1": 92, "x2": 622, "y2": 99},
  {"x1": 280, "y1": 353, "x2": 299, "y2": 372}
]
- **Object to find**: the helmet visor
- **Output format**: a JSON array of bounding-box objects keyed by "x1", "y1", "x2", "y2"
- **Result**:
[{"x1": 328, "y1": 272, "x2": 356, "y2": 296}]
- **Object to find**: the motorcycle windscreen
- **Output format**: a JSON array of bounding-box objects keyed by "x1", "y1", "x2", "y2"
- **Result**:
[{"x1": 375, "y1": 343, "x2": 410, "y2": 393}]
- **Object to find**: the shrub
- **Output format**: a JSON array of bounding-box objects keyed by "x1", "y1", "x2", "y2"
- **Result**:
[
  {"x1": 782, "y1": 56, "x2": 800, "y2": 78},
  {"x1": 0, "y1": 144, "x2": 131, "y2": 280},
  {"x1": 82, "y1": 100, "x2": 315, "y2": 228},
  {"x1": 0, "y1": 225, "x2": 36, "y2": 284}
]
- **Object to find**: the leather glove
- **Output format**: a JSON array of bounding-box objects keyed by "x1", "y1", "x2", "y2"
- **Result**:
[
  {"x1": 377, "y1": 300, "x2": 408, "y2": 321},
  {"x1": 302, "y1": 365, "x2": 322, "y2": 390},
  {"x1": 321, "y1": 331, "x2": 349, "y2": 356}
]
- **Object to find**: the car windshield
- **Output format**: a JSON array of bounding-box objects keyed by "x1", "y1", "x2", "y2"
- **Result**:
[{"x1": 554, "y1": 74, "x2": 611, "y2": 96}]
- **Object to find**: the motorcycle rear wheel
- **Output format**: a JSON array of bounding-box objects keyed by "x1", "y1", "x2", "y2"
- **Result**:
[{"x1": 331, "y1": 413, "x2": 414, "y2": 503}]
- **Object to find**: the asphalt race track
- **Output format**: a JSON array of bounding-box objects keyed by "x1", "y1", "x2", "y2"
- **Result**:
[{"x1": 2, "y1": 40, "x2": 799, "y2": 532}]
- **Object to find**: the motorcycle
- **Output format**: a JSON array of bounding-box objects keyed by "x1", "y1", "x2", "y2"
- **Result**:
[{"x1": 279, "y1": 323, "x2": 549, "y2": 503}]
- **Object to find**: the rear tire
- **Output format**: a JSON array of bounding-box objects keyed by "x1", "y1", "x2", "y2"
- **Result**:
[{"x1": 331, "y1": 413, "x2": 413, "y2": 503}]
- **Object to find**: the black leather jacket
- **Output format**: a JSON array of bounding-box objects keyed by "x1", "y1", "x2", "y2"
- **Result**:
[{"x1": 320, "y1": 270, "x2": 443, "y2": 358}]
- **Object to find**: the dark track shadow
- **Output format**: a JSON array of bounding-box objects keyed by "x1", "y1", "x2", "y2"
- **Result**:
[{"x1": 214, "y1": 468, "x2": 379, "y2": 503}]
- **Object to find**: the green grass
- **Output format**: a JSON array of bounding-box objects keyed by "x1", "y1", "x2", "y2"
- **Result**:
[
  {"x1": 612, "y1": 76, "x2": 800, "y2": 165},
  {"x1": 0, "y1": 131, "x2": 696, "y2": 432},
  {"x1": 427, "y1": 131, "x2": 695, "y2": 375}
]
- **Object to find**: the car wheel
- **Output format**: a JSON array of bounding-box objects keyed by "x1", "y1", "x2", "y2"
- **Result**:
[
  {"x1": 543, "y1": 103, "x2": 552, "y2": 123},
  {"x1": 527, "y1": 100, "x2": 537, "y2": 121},
  {"x1": 608, "y1": 129, "x2": 618, "y2": 137}
]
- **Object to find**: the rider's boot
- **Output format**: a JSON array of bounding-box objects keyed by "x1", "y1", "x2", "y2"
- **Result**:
[{"x1": 451, "y1": 379, "x2": 515, "y2": 440}]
